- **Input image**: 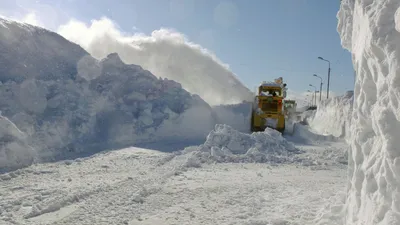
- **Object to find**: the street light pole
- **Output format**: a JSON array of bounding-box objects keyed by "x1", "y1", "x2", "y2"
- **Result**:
[
  {"x1": 307, "y1": 91, "x2": 313, "y2": 106},
  {"x1": 313, "y1": 74, "x2": 323, "y2": 102},
  {"x1": 309, "y1": 84, "x2": 317, "y2": 106},
  {"x1": 318, "y1": 57, "x2": 331, "y2": 99}
]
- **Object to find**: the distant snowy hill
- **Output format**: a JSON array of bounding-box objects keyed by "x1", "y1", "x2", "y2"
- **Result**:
[{"x1": 0, "y1": 18, "x2": 220, "y2": 171}]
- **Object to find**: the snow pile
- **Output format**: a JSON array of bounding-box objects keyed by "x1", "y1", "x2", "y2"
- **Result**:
[
  {"x1": 309, "y1": 91, "x2": 353, "y2": 139},
  {"x1": 179, "y1": 124, "x2": 303, "y2": 166},
  {"x1": 0, "y1": 115, "x2": 36, "y2": 172},
  {"x1": 57, "y1": 17, "x2": 254, "y2": 106},
  {"x1": 333, "y1": 0, "x2": 400, "y2": 224},
  {"x1": 0, "y1": 18, "x2": 218, "y2": 167}
]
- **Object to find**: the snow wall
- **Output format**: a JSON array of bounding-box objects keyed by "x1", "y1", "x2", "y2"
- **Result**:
[
  {"x1": 0, "y1": 18, "x2": 253, "y2": 172},
  {"x1": 337, "y1": 0, "x2": 400, "y2": 224},
  {"x1": 308, "y1": 91, "x2": 353, "y2": 139}
]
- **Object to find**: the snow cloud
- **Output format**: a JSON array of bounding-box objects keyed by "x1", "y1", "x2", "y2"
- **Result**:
[{"x1": 56, "y1": 17, "x2": 253, "y2": 106}]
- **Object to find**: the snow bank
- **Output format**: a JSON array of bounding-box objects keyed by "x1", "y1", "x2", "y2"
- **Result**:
[
  {"x1": 336, "y1": 0, "x2": 400, "y2": 224},
  {"x1": 309, "y1": 91, "x2": 353, "y2": 139},
  {"x1": 0, "y1": 115, "x2": 36, "y2": 172},
  {"x1": 57, "y1": 17, "x2": 254, "y2": 106},
  {"x1": 179, "y1": 124, "x2": 304, "y2": 166},
  {"x1": 0, "y1": 18, "x2": 259, "y2": 171},
  {"x1": 0, "y1": 19, "x2": 219, "y2": 167}
]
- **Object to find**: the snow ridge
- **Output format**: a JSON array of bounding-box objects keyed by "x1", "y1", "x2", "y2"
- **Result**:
[{"x1": 338, "y1": 0, "x2": 400, "y2": 224}]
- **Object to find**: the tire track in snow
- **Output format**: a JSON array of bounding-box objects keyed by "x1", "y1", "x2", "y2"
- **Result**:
[{"x1": 0, "y1": 148, "x2": 174, "y2": 224}]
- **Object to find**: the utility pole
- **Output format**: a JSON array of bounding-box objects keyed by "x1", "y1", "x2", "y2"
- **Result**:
[
  {"x1": 327, "y1": 66, "x2": 331, "y2": 98},
  {"x1": 309, "y1": 84, "x2": 317, "y2": 106}
]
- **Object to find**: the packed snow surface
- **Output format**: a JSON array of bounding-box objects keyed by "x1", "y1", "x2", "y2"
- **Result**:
[
  {"x1": 338, "y1": 0, "x2": 400, "y2": 224},
  {"x1": 0, "y1": 123, "x2": 347, "y2": 224},
  {"x1": 57, "y1": 17, "x2": 254, "y2": 106}
]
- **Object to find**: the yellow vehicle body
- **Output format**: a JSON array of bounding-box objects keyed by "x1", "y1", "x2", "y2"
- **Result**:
[{"x1": 250, "y1": 80, "x2": 286, "y2": 133}]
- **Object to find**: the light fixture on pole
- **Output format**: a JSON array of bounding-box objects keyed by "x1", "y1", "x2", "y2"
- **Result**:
[
  {"x1": 313, "y1": 74, "x2": 323, "y2": 101},
  {"x1": 318, "y1": 57, "x2": 331, "y2": 99}
]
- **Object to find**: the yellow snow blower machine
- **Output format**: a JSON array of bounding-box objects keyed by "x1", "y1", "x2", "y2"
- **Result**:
[{"x1": 250, "y1": 77, "x2": 287, "y2": 133}]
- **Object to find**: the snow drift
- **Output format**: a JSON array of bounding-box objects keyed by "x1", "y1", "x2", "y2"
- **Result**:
[
  {"x1": 57, "y1": 17, "x2": 254, "y2": 106},
  {"x1": 0, "y1": 18, "x2": 220, "y2": 171},
  {"x1": 337, "y1": 0, "x2": 400, "y2": 224},
  {"x1": 309, "y1": 91, "x2": 353, "y2": 139}
]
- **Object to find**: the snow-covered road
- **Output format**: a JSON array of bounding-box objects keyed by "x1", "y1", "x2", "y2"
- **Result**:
[{"x1": 0, "y1": 136, "x2": 347, "y2": 225}]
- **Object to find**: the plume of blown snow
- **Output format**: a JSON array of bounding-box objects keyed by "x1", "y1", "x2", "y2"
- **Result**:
[
  {"x1": 57, "y1": 17, "x2": 253, "y2": 106},
  {"x1": 333, "y1": 0, "x2": 400, "y2": 224}
]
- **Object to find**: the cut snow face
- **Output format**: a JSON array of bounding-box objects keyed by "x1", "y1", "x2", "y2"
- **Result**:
[
  {"x1": 308, "y1": 91, "x2": 353, "y2": 139},
  {"x1": 179, "y1": 124, "x2": 304, "y2": 166},
  {"x1": 57, "y1": 17, "x2": 254, "y2": 106},
  {"x1": 337, "y1": 0, "x2": 400, "y2": 224}
]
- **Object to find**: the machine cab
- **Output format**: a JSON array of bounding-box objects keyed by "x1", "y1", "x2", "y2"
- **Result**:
[{"x1": 255, "y1": 82, "x2": 285, "y2": 114}]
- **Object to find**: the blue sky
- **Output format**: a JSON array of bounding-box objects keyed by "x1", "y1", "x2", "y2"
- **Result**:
[{"x1": 1, "y1": 0, "x2": 354, "y2": 96}]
